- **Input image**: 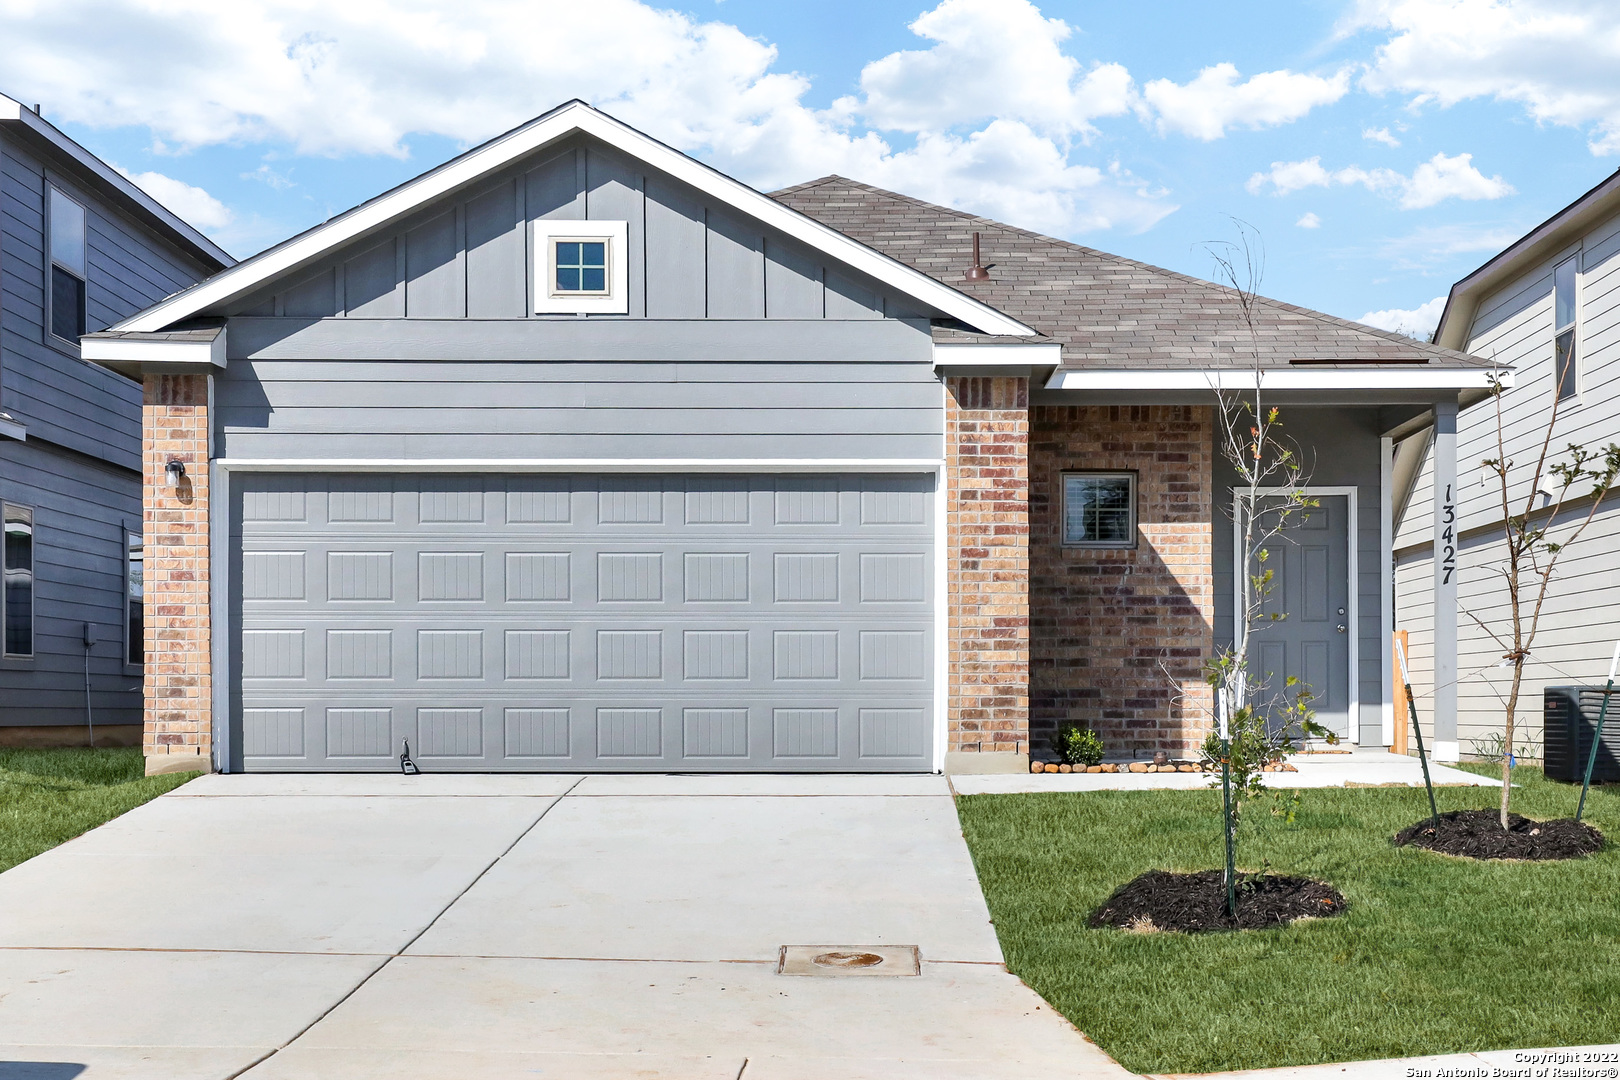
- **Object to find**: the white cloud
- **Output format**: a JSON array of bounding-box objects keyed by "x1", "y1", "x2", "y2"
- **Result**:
[
  {"x1": 1140, "y1": 63, "x2": 1350, "y2": 140},
  {"x1": 1363, "y1": 126, "x2": 1401, "y2": 146},
  {"x1": 854, "y1": 0, "x2": 1136, "y2": 139},
  {"x1": 112, "y1": 167, "x2": 233, "y2": 231},
  {"x1": 1, "y1": 0, "x2": 1174, "y2": 237},
  {"x1": 1355, "y1": 0, "x2": 1620, "y2": 155},
  {"x1": 1358, "y1": 294, "x2": 1447, "y2": 338},
  {"x1": 1296, "y1": 212, "x2": 1322, "y2": 228},
  {"x1": 1246, "y1": 151, "x2": 1513, "y2": 208},
  {"x1": 1401, "y1": 151, "x2": 1515, "y2": 208}
]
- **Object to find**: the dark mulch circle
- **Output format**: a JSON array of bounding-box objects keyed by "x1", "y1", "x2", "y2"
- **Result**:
[
  {"x1": 1088, "y1": 869, "x2": 1347, "y2": 933},
  {"x1": 1393, "y1": 809, "x2": 1604, "y2": 861}
]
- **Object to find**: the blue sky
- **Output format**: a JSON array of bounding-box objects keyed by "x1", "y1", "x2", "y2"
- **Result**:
[{"x1": 9, "y1": 0, "x2": 1620, "y2": 336}]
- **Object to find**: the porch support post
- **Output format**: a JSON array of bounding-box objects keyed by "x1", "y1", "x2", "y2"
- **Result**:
[{"x1": 1431, "y1": 398, "x2": 1459, "y2": 762}]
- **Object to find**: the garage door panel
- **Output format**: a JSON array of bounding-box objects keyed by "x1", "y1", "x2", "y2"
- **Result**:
[{"x1": 232, "y1": 473, "x2": 933, "y2": 771}]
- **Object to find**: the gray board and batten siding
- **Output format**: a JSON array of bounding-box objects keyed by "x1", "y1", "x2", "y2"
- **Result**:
[
  {"x1": 2, "y1": 129, "x2": 217, "y2": 732},
  {"x1": 230, "y1": 472, "x2": 935, "y2": 772},
  {"x1": 221, "y1": 134, "x2": 924, "y2": 325},
  {"x1": 1213, "y1": 407, "x2": 1387, "y2": 745}
]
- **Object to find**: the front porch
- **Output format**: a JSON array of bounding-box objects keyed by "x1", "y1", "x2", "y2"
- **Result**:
[{"x1": 942, "y1": 378, "x2": 1487, "y2": 774}]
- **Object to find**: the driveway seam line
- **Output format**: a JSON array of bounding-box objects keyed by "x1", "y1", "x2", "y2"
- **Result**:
[{"x1": 221, "y1": 777, "x2": 583, "y2": 1080}]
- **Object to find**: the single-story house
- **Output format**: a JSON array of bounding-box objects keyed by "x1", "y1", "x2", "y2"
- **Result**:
[{"x1": 84, "y1": 101, "x2": 1499, "y2": 775}]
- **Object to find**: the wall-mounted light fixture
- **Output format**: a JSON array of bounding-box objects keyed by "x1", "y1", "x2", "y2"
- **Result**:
[{"x1": 165, "y1": 459, "x2": 186, "y2": 490}]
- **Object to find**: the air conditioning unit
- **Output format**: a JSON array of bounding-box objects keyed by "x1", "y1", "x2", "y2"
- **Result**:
[{"x1": 1543, "y1": 686, "x2": 1620, "y2": 784}]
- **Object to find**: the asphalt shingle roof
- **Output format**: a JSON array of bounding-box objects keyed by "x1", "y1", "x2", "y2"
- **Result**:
[{"x1": 771, "y1": 176, "x2": 1488, "y2": 371}]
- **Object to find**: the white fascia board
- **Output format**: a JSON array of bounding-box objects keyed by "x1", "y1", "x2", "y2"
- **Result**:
[
  {"x1": 113, "y1": 102, "x2": 1034, "y2": 338},
  {"x1": 933, "y1": 343, "x2": 1062, "y2": 367},
  {"x1": 81, "y1": 335, "x2": 226, "y2": 371},
  {"x1": 1, "y1": 95, "x2": 233, "y2": 268},
  {"x1": 1045, "y1": 368, "x2": 1513, "y2": 392}
]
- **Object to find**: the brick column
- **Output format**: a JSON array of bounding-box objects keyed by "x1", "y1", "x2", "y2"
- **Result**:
[
  {"x1": 945, "y1": 376, "x2": 1030, "y2": 771},
  {"x1": 143, "y1": 373, "x2": 213, "y2": 775}
]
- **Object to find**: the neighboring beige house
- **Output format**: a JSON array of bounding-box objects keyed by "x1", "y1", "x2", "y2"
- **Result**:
[{"x1": 1396, "y1": 168, "x2": 1620, "y2": 761}]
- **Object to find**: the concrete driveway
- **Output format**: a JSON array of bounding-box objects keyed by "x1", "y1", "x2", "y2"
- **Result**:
[{"x1": 0, "y1": 773, "x2": 1127, "y2": 1079}]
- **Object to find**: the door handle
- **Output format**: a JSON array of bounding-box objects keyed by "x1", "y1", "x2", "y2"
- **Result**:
[{"x1": 1336, "y1": 624, "x2": 1347, "y2": 633}]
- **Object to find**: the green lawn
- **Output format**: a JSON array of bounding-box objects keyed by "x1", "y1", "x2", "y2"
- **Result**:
[
  {"x1": 956, "y1": 765, "x2": 1620, "y2": 1074},
  {"x1": 0, "y1": 748, "x2": 197, "y2": 873}
]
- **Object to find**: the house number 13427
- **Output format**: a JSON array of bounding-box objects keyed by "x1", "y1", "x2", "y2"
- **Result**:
[{"x1": 1440, "y1": 483, "x2": 1456, "y2": 585}]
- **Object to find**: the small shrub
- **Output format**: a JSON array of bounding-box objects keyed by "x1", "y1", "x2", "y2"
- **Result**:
[{"x1": 1052, "y1": 723, "x2": 1106, "y2": 767}]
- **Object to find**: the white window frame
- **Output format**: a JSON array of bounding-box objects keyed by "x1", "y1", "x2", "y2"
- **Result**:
[
  {"x1": 2, "y1": 502, "x2": 36, "y2": 660},
  {"x1": 1553, "y1": 255, "x2": 1580, "y2": 404},
  {"x1": 47, "y1": 185, "x2": 88, "y2": 348},
  {"x1": 1061, "y1": 471, "x2": 1137, "y2": 549},
  {"x1": 533, "y1": 219, "x2": 629, "y2": 315}
]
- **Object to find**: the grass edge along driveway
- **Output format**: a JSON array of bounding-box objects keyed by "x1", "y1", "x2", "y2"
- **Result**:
[
  {"x1": 956, "y1": 766, "x2": 1620, "y2": 1075},
  {"x1": 0, "y1": 748, "x2": 196, "y2": 873}
]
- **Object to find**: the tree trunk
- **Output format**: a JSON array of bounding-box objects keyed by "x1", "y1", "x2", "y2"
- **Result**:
[{"x1": 1501, "y1": 658, "x2": 1522, "y2": 828}]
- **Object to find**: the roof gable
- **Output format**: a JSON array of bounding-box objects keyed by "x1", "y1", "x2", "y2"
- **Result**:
[
  {"x1": 774, "y1": 176, "x2": 1488, "y2": 371},
  {"x1": 111, "y1": 101, "x2": 1031, "y2": 336}
]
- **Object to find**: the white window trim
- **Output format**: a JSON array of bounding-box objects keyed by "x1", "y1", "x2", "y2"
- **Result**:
[
  {"x1": 533, "y1": 220, "x2": 629, "y2": 315},
  {"x1": 1061, "y1": 471, "x2": 1137, "y2": 549},
  {"x1": 1553, "y1": 254, "x2": 1582, "y2": 405}
]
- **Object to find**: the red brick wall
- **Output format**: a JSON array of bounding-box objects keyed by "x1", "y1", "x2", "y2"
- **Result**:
[
  {"x1": 1030, "y1": 405, "x2": 1214, "y2": 758},
  {"x1": 143, "y1": 374, "x2": 212, "y2": 774},
  {"x1": 945, "y1": 376, "x2": 1030, "y2": 759}
]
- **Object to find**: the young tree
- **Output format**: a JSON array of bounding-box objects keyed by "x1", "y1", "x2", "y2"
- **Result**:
[
  {"x1": 1474, "y1": 375, "x2": 1620, "y2": 826},
  {"x1": 1199, "y1": 224, "x2": 1337, "y2": 911}
]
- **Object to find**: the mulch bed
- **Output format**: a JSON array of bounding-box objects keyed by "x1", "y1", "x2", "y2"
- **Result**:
[
  {"x1": 1393, "y1": 809, "x2": 1605, "y2": 861},
  {"x1": 1088, "y1": 869, "x2": 1347, "y2": 933}
]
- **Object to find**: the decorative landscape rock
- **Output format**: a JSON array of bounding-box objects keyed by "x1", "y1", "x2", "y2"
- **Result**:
[
  {"x1": 1089, "y1": 869, "x2": 1347, "y2": 933},
  {"x1": 1393, "y1": 809, "x2": 1604, "y2": 861}
]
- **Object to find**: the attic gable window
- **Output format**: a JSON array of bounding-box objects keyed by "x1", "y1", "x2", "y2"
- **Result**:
[
  {"x1": 1554, "y1": 256, "x2": 1578, "y2": 402},
  {"x1": 534, "y1": 220, "x2": 629, "y2": 314}
]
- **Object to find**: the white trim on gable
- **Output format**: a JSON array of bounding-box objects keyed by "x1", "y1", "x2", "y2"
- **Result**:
[{"x1": 110, "y1": 101, "x2": 1035, "y2": 338}]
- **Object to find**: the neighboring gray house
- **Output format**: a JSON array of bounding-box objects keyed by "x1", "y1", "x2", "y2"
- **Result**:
[
  {"x1": 83, "y1": 101, "x2": 1498, "y2": 776},
  {"x1": 1396, "y1": 169, "x2": 1620, "y2": 761},
  {"x1": 0, "y1": 94, "x2": 231, "y2": 745}
]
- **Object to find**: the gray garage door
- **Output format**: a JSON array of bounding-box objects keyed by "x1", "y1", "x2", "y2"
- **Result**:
[{"x1": 230, "y1": 473, "x2": 934, "y2": 772}]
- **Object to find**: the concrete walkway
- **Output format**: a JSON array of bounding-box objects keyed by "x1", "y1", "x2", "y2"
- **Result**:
[
  {"x1": 952, "y1": 750, "x2": 1501, "y2": 796},
  {"x1": 0, "y1": 773, "x2": 1129, "y2": 1079}
]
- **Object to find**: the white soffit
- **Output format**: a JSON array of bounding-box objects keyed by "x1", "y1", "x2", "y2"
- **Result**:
[
  {"x1": 111, "y1": 101, "x2": 1035, "y2": 338},
  {"x1": 1045, "y1": 368, "x2": 1512, "y2": 391}
]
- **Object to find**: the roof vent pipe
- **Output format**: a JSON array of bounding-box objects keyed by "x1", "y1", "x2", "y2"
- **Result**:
[{"x1": 963, "y1": 232, "x2": 990, "y2": 281}]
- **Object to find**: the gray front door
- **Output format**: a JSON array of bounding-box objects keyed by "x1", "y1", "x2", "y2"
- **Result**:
[
  {"x1": 1248, "y1": 494, "x2": 1351, "y2": 739},
  {"x1": 230, "y1": 473, "x2": 935, "y2": 772}
]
